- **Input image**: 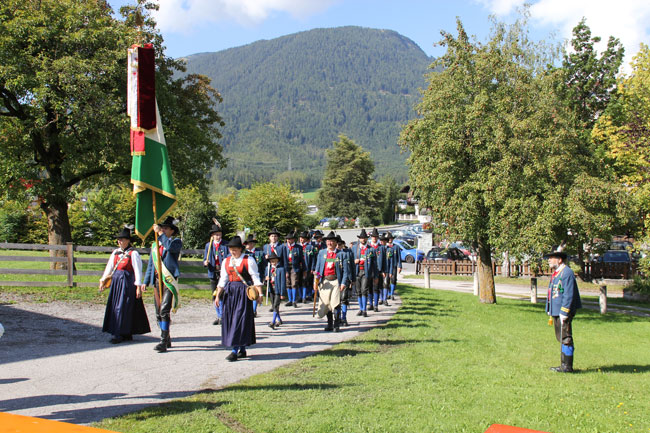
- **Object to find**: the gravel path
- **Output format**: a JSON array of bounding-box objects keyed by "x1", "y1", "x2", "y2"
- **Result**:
[{"x1": 0, "y1": 295, "x2": 400, "y2": 425}]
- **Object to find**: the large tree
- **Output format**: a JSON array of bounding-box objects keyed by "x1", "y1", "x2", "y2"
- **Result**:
[
  {"x1": 317, "y1": 134, "x2": 381, "y2": 223},
  {"x1": 0, "y1": 0, "x2": 225, "y2": 250},
  {"x1": 400, "y1": 17, "x2": 585, "y2": 303}
]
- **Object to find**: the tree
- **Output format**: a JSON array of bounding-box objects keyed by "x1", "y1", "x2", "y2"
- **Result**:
[
  {"x1": 175, "y1": 186, "x2": 219, "y2": 249},
  {"x1": 379, "y1": 175, "x2": 400, "y2": 224},
  {"x1": 592, "y1": 44, "x2": 650, "y2": 271},
  {"x1": 317, "y1": 135, "x2": 382, "y2": 221},
  {"x1": 218, "y1": 183, "x2": 306, "y2": 239},
  {"x1": 0, "y1": 0, "x2": 225, "y2": 252},
  {"x1": 400, "y1": 17, "x2": 586, "y2": 303}
]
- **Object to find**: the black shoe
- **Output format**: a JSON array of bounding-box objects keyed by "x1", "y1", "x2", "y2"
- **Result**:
[
  {"x1": 122, "y1": 335, "x2": 133, "y2": 341},
  {"x1": 268, "y1": 322, "x2": 276, "y2": 330},
  {"x1": 294, "y1": 302, "x2": 299, "y2": 308},
  {"x1": 154, "y1": 341, "x2": 167, "y2": 352},
  {"x1": 391, "y1": 295, "x2": 395, "y2": 300},
  {"x1": 374, "y1": 305, "x2": 379, "y2": 312},
  {"x1": 213, "y1": 318, "x2": 220, "y2": 325},
  {"x1": 379, "y1": 300, "x2": 383, "y2": 305},
  {"x1": 167, "y1": 339, "x2": 172, "y2": 348},
  {"x1": 368, "y1": 305, "x2": 374, "y2": 311},
  {"x1": 356, "y1": 310, "x2": 363, "y2": 316},
  {"x1": 277, "y1": 320, "x2": 283, "y2": 326},
  {"x1": 363, "y1": 311, "x2": 368, "y2": 317},
  {"x1": 334, "y1": 326, "x2": 340, "y2": 332},
  {"x1": 384, "y1": 301, "x2": 390, "y2": 307},
  {"x1": 109, "y1": 336, "x2": 124, "y2": 344},
  {"x1": 238, "y1": 350, "x2": 247, "y2": 358},
  {"x1": 226, "y1": 352, "x2": 238, "y2": 362},
  {"x1": 254, "y1": 311, "x2": 258, "y2": 318},
  {"x1": 550, "y1": 365, "x2": 574, "y2": 373},
  {"x1": 285, "y1": 301, "x2": 293, "y2": 307},
  {"x1": 269, "y1": 307, "x2": 274, "y2": 312},
  {"x1": 324, "y1": 326, "x2": 334, "y2": 332},
  {"x1": 155, "y1": 331, "x2": 169, "y2": 352},
  {"x1": 343, "y1": 319, "x2": 349, "y2": 326}
]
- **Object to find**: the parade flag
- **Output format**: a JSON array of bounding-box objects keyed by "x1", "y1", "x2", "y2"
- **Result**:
[{"x1": 128, "y1": 44, "x2": 176, "y2": 240}]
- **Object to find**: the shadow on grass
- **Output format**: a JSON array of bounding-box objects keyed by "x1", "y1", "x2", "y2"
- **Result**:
[
  {"x1": 509, "y1": 302, "x2": 649, "y2": 323},
  {"x1": 579, "y1": 364, "x2": 650, "y2": 374},
  {"x1": 224, "y1": 383, "x2": 339, "y2": 392}
]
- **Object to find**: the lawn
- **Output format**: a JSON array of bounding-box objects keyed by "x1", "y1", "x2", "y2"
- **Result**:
[{"x1": 95, "y1": 284, "x2": 650, "y2": 433}]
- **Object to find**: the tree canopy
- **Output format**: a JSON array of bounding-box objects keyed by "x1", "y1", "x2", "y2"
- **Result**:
[{"x1": 0, "y1": 0, "x2": 225, "y2": 246}]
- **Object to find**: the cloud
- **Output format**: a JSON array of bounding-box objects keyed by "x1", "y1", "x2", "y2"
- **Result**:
[
  {"x1": 477, "y1": 0, "x2": 650, "y2": 70},
  {"x1": 152, "y1": 0, "x2": 338, "y2": 33}
]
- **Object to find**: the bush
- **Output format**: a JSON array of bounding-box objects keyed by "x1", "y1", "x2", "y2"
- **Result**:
[
  {"x1": 0, "y1": 202, "x2": 28, "y2": 242},
  {"x1": 625, "y1": 275, "x2": 650, "y2": 295},
  {"x1": 329, "y1": 219, "x2": 339, "y2": 230}
]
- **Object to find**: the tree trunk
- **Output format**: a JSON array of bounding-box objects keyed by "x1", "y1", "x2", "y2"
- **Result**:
[
  {"x1": 478, "y1": 238, "x2": 496, "y2": 304},
  {"x1": 42, "y1": 199, "x2": 72, "y2": 270}
]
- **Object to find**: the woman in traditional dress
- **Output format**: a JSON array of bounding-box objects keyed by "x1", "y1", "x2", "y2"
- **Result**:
[
  {"x1": 214, "y1": 236, "x2": 263, "y2": 361},
  {"x1": 100, "y1": 227, "x2": 151, "y2": 343}
]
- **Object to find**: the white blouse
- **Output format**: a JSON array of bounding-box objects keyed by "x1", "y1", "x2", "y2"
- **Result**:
[
  {"x1": 101, "y1": 249, "x2": 143, "y2": 286},
  {"x1": 217, "y1": 255, "x2": 262, "y2": 288}
]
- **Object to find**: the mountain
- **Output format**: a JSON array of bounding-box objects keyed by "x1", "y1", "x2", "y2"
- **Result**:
[{"x1": 181, "y1": 26, "x2": 433, "y2": 190}]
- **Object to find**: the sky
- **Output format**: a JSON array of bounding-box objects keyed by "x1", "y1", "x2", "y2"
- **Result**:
[{"x1": 109, "y1": 0, "x2": 650, "y2": 71}]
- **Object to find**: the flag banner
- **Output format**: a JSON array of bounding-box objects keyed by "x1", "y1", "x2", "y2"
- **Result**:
[{"x1": 128, "y1": 45, "x2": 176, "y2": 241}]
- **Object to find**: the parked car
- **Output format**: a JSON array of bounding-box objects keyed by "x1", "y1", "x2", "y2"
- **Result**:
[
  {"x1": 593, "y1": 250, "x2": 631, "y2": 263},
  {"x1": 426, "y1": 247, "x2": 470, "y2": 262},
  {"x1": 393, "y1": 238, "x2": 425, "y2": 263}
]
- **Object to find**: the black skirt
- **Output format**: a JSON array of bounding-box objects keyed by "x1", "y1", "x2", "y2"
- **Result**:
[
  {"x1": 102, "y1": 270, "x2": 151, "y2": 336},
  {"x1": 221, "y1": 280, "x2": 256, "y2": 347}
]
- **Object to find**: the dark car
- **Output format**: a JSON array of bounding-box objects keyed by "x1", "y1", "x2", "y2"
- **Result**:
[
  {"x1": 426, "y1": 247, "x2": 469, "y2": 262},
  {"x1": 594, "y1": 250, "x2": 631, "y2": 263}
]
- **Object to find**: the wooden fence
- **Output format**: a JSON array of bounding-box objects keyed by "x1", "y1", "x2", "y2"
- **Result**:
[
  {"x1": 0, "y1": 242, "x2": 212, "y2": 290},
  {"x1": 418, "y1": 259, "x2": 635, "y2": 280}
]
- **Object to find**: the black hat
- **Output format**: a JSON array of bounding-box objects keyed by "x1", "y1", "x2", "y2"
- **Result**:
[
  {"x1": 386, "y1": 231, "x2": 395, "y2": 239},
  {"x1": 545, "y1": 250, "x2": 567, "y2": 260},
  {"x1": 243, "y1": 234, "x2": 257, "y2": 244},
  {"x1": 114, "y1": 227, "x2": 133, "y2": 240},
  {"x1": 227, "y1": 236, "x2": 244, "y2": 249},
  {"x1": 336, "y1": 235, "x2": 344, "y2": 244},
  {"x1": 357, "y1": 228, "x2": 369, "y2": 239},
  {"x1": 323, "y1": 231, "x2": 338, "y2": 241},
  {"x1": 267, "y1": 251, "x2": 280, "y2": 261},
  {"x1": 160, "y1": 216, "x2": 179, "y2": 235},
  {"x1": 209, "y1": 224, "x2": 222, "y2": 235},
  {"x1": 313, "y1": 230, "x2": 323, "y2": 238},
  {"x1": 268, "y1": 227, "x2": 282, "y2": 236},
  {"x1": 299, "y1": 231, "x2": 310, "y2": 239},
  {"x1": 286, "y1": 230, "x2": 297, "y2": 239},
  {"x1": 370, "y1": 227, "x2": 380, "y2": 238},
  {"x1": 380, "y1": 233, "x2": 389, "y2": 241}
]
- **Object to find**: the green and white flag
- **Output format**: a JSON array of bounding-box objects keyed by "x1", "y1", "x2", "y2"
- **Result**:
[{"x1": 128, "y1": 45, "x2": 176, "y2": 241}]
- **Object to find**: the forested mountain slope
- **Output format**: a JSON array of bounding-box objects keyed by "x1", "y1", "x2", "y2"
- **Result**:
[{"x1": 181, "y1": 26, "x2": 433, "y2": 189}]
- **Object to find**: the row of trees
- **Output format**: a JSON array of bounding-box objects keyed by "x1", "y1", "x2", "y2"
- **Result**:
[{"x1": 400, "y1": 14, "x2": 640, "y2": 303}]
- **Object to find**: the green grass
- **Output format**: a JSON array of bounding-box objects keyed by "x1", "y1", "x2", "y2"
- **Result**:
[
  {"x1": 302, "y1": 189, "x2": 319, "y2": 204},
  {"x1": 94, "y1": 284, "x2": 650, "y2": 433}
]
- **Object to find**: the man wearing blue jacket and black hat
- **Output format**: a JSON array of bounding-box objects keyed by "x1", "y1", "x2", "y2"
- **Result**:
[{"x1": 545, "y1": 249, "x2": 582, "y2": 373}]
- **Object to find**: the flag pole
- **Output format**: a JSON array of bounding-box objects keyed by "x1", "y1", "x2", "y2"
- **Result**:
[{"x1": 152, "y1": 190, "x2": 163, "y2": 308}]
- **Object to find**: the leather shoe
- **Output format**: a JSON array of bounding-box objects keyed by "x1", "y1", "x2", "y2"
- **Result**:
[
  {"x1": 285, "y1": 301, "x2": 293, "y2": 307},
  {"x1": 363, "y1": 311, "x2": 368, "y2": 317},
  {"x1": 324, "y1": 326, "x2": 333, "y2": 332},
  {"x1": 356, "y1": 310, "x2": 363, "y2": 316},
  {"x1": 384, "y1": 301, "x2": 390, "y2": 307},
  {"x1": 368, "y1": 305, "x2": 374, "y2": 311},
  {"x1": 343, "y1": 319, "x2": 349, "y2": 326},
  {"x1": 379, "y1": 300, "x2": 383, "y2": 305},
  {"x1": 109, "y1": 336, "x2": 124, "y2": 344},
  {"x1": 238, "y1": 350, "x2": 247, "y2": 358},
  {"x1": 294, "y1": 302, "x2": 299, "y2": 308},
  {"x1": 268, "y1": 322, "x2": 276, "y2": 330},
  {"x1": 226, "y1": 352, "x2": 238, "y2": 362}
]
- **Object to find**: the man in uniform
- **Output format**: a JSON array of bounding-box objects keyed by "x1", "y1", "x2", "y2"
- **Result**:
[
  {"x1": 545, "y1": 250, "x2": 582, "y2": 373},
  {"x1": 337, "y1": 235, "x2": 355, "y2": 326},
  {"x1": 142, "y1": 216, "x2": 182, "y2": 353},
  {"x1": 244, "y1": 234, "x2": 266, "y2": 317},
  {"x1": 385, "y1": 232, "x2": 402, "y2": 301},
  {"x1": 379, "y1": 233, "x2": 391, "y2": 306},
  {"x1": 204, "y1": 223, "x2": 229, "y2": 325},
  {"x1": 314, "y1": 231, "x2": 348, "y2": 332},
  {"x1": 284, "y1": 230, "x2": 303, "y2": 307},
  {"x1": 299, "y1": 231, "x2": 317, "y2": 304},
  {"x1": 264, "y1": 227, "x2": 287, "y2": 310},
  {"x1": 353, "y1": 228, "x2": 375, "y2": 317},
  {"x1": 368, "y1": 228, "x2": 386, "y2": 312}
]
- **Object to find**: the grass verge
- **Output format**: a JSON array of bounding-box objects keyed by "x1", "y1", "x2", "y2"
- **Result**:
[{"x1": 95, "y1": 284, "x2": 650, "y2": 433}]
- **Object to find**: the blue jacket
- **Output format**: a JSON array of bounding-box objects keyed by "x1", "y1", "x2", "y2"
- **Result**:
[
  {"x1": 301, "y1": 242, "x2": 318, "y2": 272},
  {"x1": 314, "y1": 248, "x2": 349, "y2": 285},
  {"x1": 246, "y1": 247, "x2": 266, "y2": 280},
  {"x1": 370, "y1": 242, "x2": 387, "y2": 273},
  {"x1": 263, "y1": 243, "x2": 287, "y2": 269},
  {"x1": 353, "y1": 241, "x2": 376, "y2": 278},
  {"x1": 203, "y1": 240, "x2": 229, "y2": 280},
  {"x1": 267, "y1": 264, "x2": 286, "y2": 296},
  {"x1": 339, "y1": 247, "x2": 355, "y2": 284},
  {"x1": 546, "y1": 265, "x2": 582, "y2": 317},
  {"x1": 144, "y1": 234, "x2": 182, "y2": 285},
  {"x1": 284, "y1": 242, "x2": 304, "y2": 272},
  {"x1": 386, "y1": 243, "x2": 403, "y2": 273}
]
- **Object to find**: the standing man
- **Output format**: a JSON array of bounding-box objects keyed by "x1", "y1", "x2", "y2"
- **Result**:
[
  {"x1": 545, "y1": 250, "x2": 582, "y2": 373},
  {"x1": 299, "y1": 231, "x2": 317, "y2": 304},
  {"x1": 244, "y1": 234, "x2": 266, "y2": 317},
  {"x1": 264, "y1": 227, "x2": 287, "y2": 309},
  {"x1": 353, "y1": 228, "x2": 375, "y2": 317},
  {"x1": 141, "y1": 216, "x2": 182, "y2": 353},
  {"x1": 336, "y1": 235, "x2": 355, "y2": 326},
  {"x1": 314, "y1": 231, "x2": 348, "y2": 332},
  {"x1": 379, "y1": 233, "x2": 391, "y2": 307},
  {"x1": 385, "y1": 232, "x2": 402, "y2": 301},
  {"x1": 368, "y1": 228, "x2": 385, "y2": 312},
  {"x1": 284, "y1": 230, "x2": 303, "y2": 307},
  {"x1": 204, "y1": 223, "x2": 229, "y2": 325}
]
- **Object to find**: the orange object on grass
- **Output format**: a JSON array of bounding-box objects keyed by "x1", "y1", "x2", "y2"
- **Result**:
[
  {"x1": 0, "y1": 412, "x2": 118, "y2": 433},
  {"x1": 485, "y1": 424, "x2": 551, "y2": 433}
]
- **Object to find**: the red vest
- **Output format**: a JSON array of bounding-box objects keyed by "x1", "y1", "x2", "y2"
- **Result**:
[
  {"x1": 113, "y1": 250, "x2": 134, "y2": 273},
  {"x1": 324, "y1": 251, "x2": 337, "y2": 277},
  {"x1": 225, "y1": 256, "x2": 250, "y2": 282}
]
